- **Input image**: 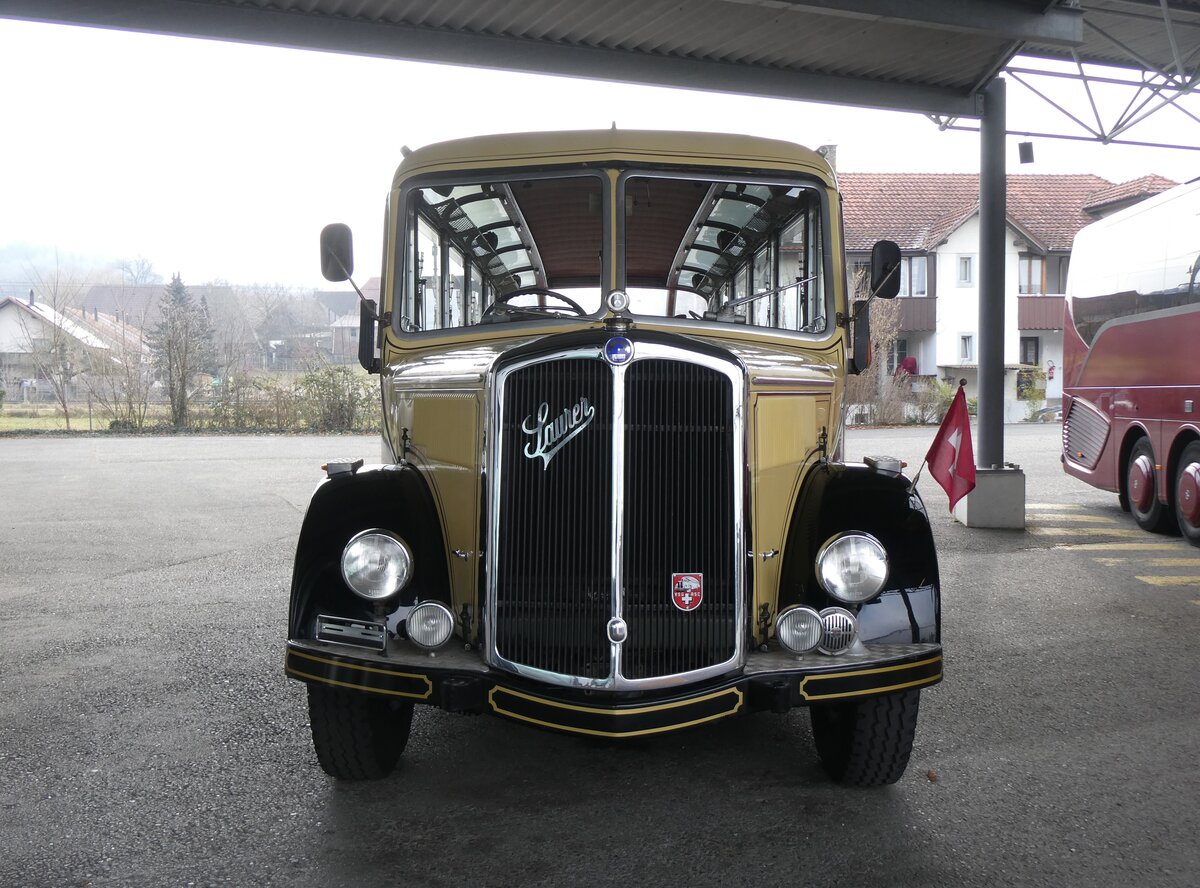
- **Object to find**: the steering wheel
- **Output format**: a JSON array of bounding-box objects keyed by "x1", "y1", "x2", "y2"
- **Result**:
[{"x1": 482, "y1": 286, "x2": 588, "y2": 320}]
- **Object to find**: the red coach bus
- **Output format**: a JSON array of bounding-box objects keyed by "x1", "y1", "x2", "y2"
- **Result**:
[{"x1": 1062, "y1": 179, "x2": 1200, "y2": 545}]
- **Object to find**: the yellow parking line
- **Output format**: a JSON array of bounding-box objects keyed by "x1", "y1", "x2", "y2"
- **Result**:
[
  {"x1": 1146, "y1": 558, "x2": 1200, "y2": 567},
  {"x1": 1027, "y1": 514, "x2": 1117, "y2": 524},
  {"x1": 1054, "y1": 542, "x2": 1181, "y2": 551},
  {"x1": 1028, "y1": 527, "x2": 1144, "y2": 537},
  {"x1": 1136, "y1": 576, "x2": 1200, "y2": 587},
  {"x1": 1026, "y1": 503, "x2": 1083, "y2": 510},
  {"x1": 1095, "y1": 557, "x2": 1128, "y2": 566}
]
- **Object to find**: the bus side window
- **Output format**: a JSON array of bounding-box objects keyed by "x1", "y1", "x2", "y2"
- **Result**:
[
  {"x1": 416, "y1": 216, "x2": 443, "y2": 331},
  {"x1": 448, "y1": 246, "x2": 465, "y2": 328}
]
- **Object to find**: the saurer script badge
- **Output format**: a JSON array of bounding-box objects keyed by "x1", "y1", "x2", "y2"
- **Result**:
[
  {"x1": 522, "y1": 396, "x2": 595, "y2": 469},
  {"x1": 671, "y1": 573, "x2": 704, "y2": 612}
]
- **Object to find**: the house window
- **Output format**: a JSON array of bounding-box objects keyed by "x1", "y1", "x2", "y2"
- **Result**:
[
  {"x1": 959, "y1": 334, "x2": 975, "y2": 363},
  {"x1": 887, "y1": 338, "x2": 906, "y2": 373},
  {"x1": 898, "y1": 256, "x2": 927, "y2": 297},
  {"x1": 1020, "y1": 336, "x2": 1040, "y2": 365},
  {"x1": 1019, "y1": 254, "x2": 1045, "y2": 295},
  {"x1": 957, "y1": 256, "x2": 974, "y2": 286}
]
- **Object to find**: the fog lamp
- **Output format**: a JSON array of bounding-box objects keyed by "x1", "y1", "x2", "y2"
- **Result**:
[
  {"x1": 815, "y1": 531, "x2": 888, "y2": 604},
  {"x1": 776, "y1": 606, "x2": 822, "y2": 655},
  {"x1": 340, "y1": 530, "x2": 413, "y2": 601},
  {"x1": 407, "y1": 601, "x2": 455, "y2": 650}
]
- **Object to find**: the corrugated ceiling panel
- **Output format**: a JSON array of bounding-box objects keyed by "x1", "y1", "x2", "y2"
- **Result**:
[{"x1": 250, "y1": 0, "x2": 1016, "y2": 91}]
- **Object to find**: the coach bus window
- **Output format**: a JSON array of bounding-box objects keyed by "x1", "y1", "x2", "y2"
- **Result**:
[
  {"x1": 623, "y1": 174, "x2": 829, "y2": 333},
  {"x1": 396, "y1": 174, "x2": 606, "y2": 333}
]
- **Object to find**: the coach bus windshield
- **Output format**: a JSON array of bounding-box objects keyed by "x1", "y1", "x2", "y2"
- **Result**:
[{"x1": 393, "y1": 166, "x2": 831, "y2": 336}]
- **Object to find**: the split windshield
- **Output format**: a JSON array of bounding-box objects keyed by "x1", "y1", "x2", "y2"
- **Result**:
[{"x1": 394, "y1": 167, "x2": 829, "y2": 335}]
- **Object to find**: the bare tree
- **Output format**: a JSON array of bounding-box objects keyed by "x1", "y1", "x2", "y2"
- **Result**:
[
  {"x1": 78, "y1": 257, "x2": 163, "y2": 429},
  {"x1": 80, "y1": 317, "x2": 153, "y2": 430},
  {"x1": 18, "y1": 261, "x2": 91, "y2": 430},
  {"x1": 845, "y1": 267, "x2": 908, "y2": 425}
]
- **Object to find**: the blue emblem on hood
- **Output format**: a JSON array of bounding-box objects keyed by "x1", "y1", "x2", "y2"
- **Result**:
[{"x1": 604, "y1": 336, "x2": 633, "y2": 366}]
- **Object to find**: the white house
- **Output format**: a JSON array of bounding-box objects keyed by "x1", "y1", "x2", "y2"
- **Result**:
[
  {"x1": 841, "y1": 172, "x2": 1176, "y2": 420},
  {"x1": 0, "y1": 292, "x2": 110, "y2": 399}
]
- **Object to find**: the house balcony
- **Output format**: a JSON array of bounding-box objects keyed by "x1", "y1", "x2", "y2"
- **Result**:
[
  {"x1": 1017, "y1": 295, "x2": 1065, "y2": 330},
  {"x1": 897, "y1": 297, "x2": 936, "y2": 332}
]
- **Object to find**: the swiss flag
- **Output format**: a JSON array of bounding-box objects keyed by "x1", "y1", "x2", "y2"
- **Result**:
[{"x1": 926, "y1": 384, "x2": 976, "y2": 511}]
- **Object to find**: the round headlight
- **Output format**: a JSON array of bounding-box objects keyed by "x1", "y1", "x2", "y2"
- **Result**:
[
  {"x1": 407, "y1": 601, "x2": 455, "y2": 650},
  {"x1": 340, "y1": 530, "x2": 413, "y2": 601},
  {"x1": 776, "y1": 606, "x2": 822, "y2": 655},
  {"x1": 815, "y1": 532, "x2": 888, "y2": 604}
]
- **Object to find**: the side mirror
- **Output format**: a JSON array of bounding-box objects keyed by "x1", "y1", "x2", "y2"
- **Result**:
[
  {"x1": 320, "y1": 223, "x2": 354, "y2": 282},
  {"x1": 851, "y1": 299, "x2": 871, "y2": 375},
  {"x1": 870, "y1": 239, "x2": 901, "y2": 299},
  {"x1": 359, "y1": 298, "x2": 380, "y2": 374}
]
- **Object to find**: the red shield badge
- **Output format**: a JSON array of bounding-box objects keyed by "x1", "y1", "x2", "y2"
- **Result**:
[{"x1": 671, "y1": 573, "x2": 703, "y2": 612}]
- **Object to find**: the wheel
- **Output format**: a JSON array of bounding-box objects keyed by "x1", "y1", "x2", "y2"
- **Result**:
[
  {"x1": 1126, "y1": 438, "x2": 1175, "y2": 533},
  {"x1": 1174, "y1": 441, "x2": 1200, "y2": 546},
  {"x1": 307, "y1": 684, "x2": 413, "y2": 780},
  {"x1": 810, "y1": 689, "x2": 920, "y2": 787}
]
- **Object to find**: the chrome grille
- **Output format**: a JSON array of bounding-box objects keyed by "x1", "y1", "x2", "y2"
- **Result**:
[
  {"x1": 1064, "y1": 399, "x2": 1109, "y2": 470},
  {"x1": 488, "y1": 340, "x2": 743, "y2": 689},
  {"x1": 622, "y1": 359, "x2": 737, "y2": 679},
  {"x1": 493, "y1": 357, "x2": 613, "y2": 679}
]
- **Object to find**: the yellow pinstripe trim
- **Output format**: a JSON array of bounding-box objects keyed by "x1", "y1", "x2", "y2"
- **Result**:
[
  {"x1": 488, "y1": 686, "x2": 744, "y2": 738},
  {"x1": 286, "y1": 648, "x2": 434, "y2": 700},
  {"x1": 798, "y1": 654, "x2": 943, "y2": 702}
]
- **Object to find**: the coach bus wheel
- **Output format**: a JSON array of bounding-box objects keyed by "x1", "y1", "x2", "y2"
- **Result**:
[
  {"x1": 307, "y1": 684, "x2": 413, "y2": 780},
  {"x1": 1127, "y1": 438, "x2": 1174, "y2": 534},
  {"x1": 1174, "y1": 442, "x2": 1200, "y2": 546},
  {"x1": 810, "y1": 689, "x2": 920, "y2": 787}
]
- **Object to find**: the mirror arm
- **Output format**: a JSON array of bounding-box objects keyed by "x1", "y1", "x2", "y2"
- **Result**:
[{"x1": 324, "y1": 247, "x2": 377, "y2": 321}]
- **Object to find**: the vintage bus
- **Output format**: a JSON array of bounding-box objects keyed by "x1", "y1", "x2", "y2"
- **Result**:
[
  {"x1": 1062, "y1": 179, "x2": 1200, "y2": 544},
  {"x1": 286, "y1": 129, "x2": 944, "y2": 787}
]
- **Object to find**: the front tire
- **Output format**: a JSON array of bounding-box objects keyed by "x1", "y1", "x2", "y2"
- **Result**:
[
  {"x1": 307, "y1": 684, "x2": 414, "y2": 780},
  {"x1": 1127, "y1": 438, "x2": 1174, "y2": 533},
  {"x1": 810, "y1": 689, "x2": 920, "y2": 787},
  {"x1": 1174, "y1": 441, "x2": 1200, "y2": 547}
]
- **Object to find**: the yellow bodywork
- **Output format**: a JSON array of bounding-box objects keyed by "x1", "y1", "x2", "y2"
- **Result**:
[{"x1": 374, "y1": 130, "x2": 848, "y2": 643}]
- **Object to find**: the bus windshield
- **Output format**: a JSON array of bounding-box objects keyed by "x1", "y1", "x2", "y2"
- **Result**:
[{"x1": 393, "y1": 166, "x2": 830, "y2": 335}]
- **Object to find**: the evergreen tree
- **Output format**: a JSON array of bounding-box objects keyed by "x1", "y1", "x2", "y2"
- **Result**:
[{"x1": 148, "y1": 274, "x2": 215, "y2": 428}]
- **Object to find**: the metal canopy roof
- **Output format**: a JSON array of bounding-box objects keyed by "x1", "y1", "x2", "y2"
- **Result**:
[{"x1": 3, "y1": 0, "x2": 1197, "y2": 122}]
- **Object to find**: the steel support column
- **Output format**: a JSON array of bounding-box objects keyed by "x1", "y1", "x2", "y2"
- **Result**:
[{"x1": 978, "y1": 77, "x2": 1006, "y2": 469}]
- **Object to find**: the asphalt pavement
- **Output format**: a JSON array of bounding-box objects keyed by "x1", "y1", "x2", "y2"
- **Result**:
[{"x1": 1, "y1": 426, "x2": 1198, "y2": 887}]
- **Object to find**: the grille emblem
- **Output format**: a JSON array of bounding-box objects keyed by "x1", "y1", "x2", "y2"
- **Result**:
[
  {"x1": 607, "y1": 618, "x2": 628, "y2": 644},
  {"x1": 671, "y1": 573, "x2": 704, "y2": 611},
  {"x1": 603, "y1": 336, "x2": 633, "y2": 365},
  {"x1": 522, "y1": 396, "x2": 595, "y2": 469}
]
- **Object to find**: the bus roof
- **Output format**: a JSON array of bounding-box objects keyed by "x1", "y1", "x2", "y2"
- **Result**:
[
  {"x1": 391, "y1": 129, "x2": 834, "y2": 188},
  {"x1": 1067, "y1": 178, "x2": 1200, "y2": 301}
]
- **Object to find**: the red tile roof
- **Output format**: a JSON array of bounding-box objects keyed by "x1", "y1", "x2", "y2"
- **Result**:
[
  {"x1": 840, "y1": 173, "x2": 1176, "y2": 253},
  {"x1": 1082, "y1": 174, "x2": 1178, "y2": 214}
]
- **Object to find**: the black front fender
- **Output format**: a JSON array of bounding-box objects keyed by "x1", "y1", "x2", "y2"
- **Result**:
[
  {"x1": 288, "y1": 465, "x2": 451, "y2": 640},
  {"x1": 778, "y1": 462, "x2": 941, "y2": 644}
]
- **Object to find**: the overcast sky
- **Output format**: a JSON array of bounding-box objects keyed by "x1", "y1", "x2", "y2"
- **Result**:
[{"x1": 0, "y1": 18, "x2": 1196, "y2": 291}]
